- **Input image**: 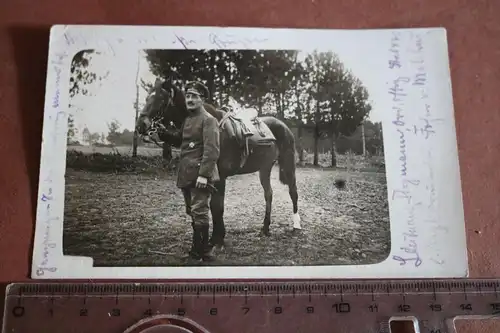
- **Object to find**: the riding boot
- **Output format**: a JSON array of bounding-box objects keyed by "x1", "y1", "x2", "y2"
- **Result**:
[
  {"x1": 200, "y1": 225, "x2": 215, "y2": 262},
  {"x1": 189, "y1": 224, "x2": 203, "y2": 260},
  {"x1": 188, "y1": 221, "x2": 198, "y2": 258}
]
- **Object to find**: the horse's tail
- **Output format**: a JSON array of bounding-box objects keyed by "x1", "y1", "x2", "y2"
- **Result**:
[{"x1": 261, "y1": 117, "x2": 297, "y2": 186}]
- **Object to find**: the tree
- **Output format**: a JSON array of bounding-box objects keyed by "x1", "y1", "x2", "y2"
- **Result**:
[
  {"x1": 144, "y1": 49, "x2": 298, "y2": 112},
  {"x1": 303, "y1": 51, "x2": 372, "y2": 166},
  {"x1": 89, "y1": 132, "x2": 101, "y2": 145},
  {"x1": 67, "y1": 115, "x2": 77, "y2": 144},
  {"x1": 303, "y1": 52, "x2": 333, "y2": 166},
  {"x1": 364, "y1": 121, "x2": 384, "y2": 156},
  {"x1": 231, "y1": 50, "x2": 298, "y2": 117},
  {"x1": 335, "y1": 120, "x2": 384, "y2": 155},
  {"x1": 287, "y1": 54, "x2": 309, "y2": 163},
  {"x1": 133, "y1": 52, "x2": 142, "y2": 158},
  {"x1": 68, "y1": 50, "x2": 110, "y2": 148},
  {"x1": 265, "y1": 51, "x2": 298, "y2": 119},
  {"x1": 106, "y1": 120, "x2": 121, "y2": 145},
  {"x1": 118, "y1": 129, "x2": 135, "y2": 145},
  {"x1": 70, "y1": 50, "x2": 98, "y2": 99},
  {"x1": 231, "y1": 50, "x2": 272, "y2": 114}
]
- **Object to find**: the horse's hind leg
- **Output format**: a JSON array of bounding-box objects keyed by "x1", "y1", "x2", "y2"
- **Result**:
[
  {"x1": 259, "y1": 165, "x2": 273, "y2": 237},
  {"x1": 289, "y1": 179, "x2": 302, "y2": 230}
]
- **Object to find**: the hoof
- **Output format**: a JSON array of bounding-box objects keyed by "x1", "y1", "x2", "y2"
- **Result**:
[
  {"x1": 209, "y1": 239, "x2": 227, "y2": 250},
  {"x1": 188, "y1": 249, "x2": 216, "y2": 263},
  {"x1": 212, "y1": 243, "x2": 225, "y2": 252},
  {"x1": 260, "y1": 228, "x2": 271, "y2": 237},
  {"x1": 185, "y1": 254, "x2": 203, "y2": 264},
  {"x1": 201, "y1": 251, "x2": 216, "y2": 262},
  {"x1": 213, "y1": 246, "x2": 225, "y2": 253},
  {"x1": 292, "y1": 212, "x2": 302, "y2": 230}
]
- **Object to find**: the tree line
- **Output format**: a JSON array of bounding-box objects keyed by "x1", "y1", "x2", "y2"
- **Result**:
[
  {"x1": 68, "y1": 49, "x2": 382, "y2": 167},
  {"x1": 68, "y1": 118, "x2": 142, "y2": 147},
  {"x1": 144, "y1": 49, "x2": 377, "y2": 166}
]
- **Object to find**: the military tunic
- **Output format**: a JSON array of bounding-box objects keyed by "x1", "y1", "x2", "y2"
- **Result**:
[{"x1": 176, "y1": 106, "x2": 220, "y2": 189}]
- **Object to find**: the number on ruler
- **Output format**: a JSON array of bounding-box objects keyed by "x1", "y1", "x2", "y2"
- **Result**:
[
  {"x1": 460, "y1": 304, "x2": 472, "y2": 311},
  {"x1": 177, "y1": 308, "x2": 186, "y2": 316},
  {"x1": 274, "y1": 306, "x2": 283, "y2": 314},
  {"x1": 333, "y1": 303, "x2": 351, "y2": 313},
  {"x1": 210, "y1": 308, "x2": 218, "y2": 316},
  {"x1": 79, "y1": 308, "x2": 88, "y2": 317},
  {"x1": 306, "y1": 306, "x2": 314, "y2": 314},
  {"x1": 368, "y1": 304, "x2": 378, "y2": 312},
  {"x1": 110, "y1": 308, "x2": 120, "y2": 317},
  {"x1": 398, "y1": 304, "x2": 411, "y2": 312},
  {"x1": 242, "y1": 307, "x2": 250, "y2": 315},
  {"x1": 490, "y1": 303, "x2": 500, "y2": 313},
  {"x1": 429, "y1": 304, "x2": 442, "y2": 312}
]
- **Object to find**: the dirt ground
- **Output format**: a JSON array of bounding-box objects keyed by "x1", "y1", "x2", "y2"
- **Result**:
[{"x1": 63, "y1": 166, "x2": 391, "y2": 267}]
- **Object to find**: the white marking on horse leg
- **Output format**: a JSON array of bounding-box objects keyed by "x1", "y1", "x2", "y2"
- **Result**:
[{"x1": 292, "y1": 212, "x2": 302, "y2": 230}]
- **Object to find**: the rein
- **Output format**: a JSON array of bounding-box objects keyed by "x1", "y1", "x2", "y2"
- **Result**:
[{"x1": 139, "y1": 88, "x2": 175, "y2": 148}]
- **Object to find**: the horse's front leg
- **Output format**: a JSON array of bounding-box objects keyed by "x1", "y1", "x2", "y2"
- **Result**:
[{"x1": 209, "y1": 178, "x2": 226, "y2": 248}]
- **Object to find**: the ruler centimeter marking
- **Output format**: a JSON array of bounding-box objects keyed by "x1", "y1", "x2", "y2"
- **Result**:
[
  {"x1": 8, "y1": 281, "x2": 500, "y2": 299},
  {"x1": 3, "y1": 279, "x2": 500, "y2": 333}
]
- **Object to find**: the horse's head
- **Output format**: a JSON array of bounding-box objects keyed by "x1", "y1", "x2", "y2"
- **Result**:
[{"x1": 135, "y1": 77, "x2": 181, "y2": 138}]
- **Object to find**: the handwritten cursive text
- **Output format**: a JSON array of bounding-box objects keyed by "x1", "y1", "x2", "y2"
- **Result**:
[{"x1": 209, "y1": 33, "x2": 269, "y2": 49}]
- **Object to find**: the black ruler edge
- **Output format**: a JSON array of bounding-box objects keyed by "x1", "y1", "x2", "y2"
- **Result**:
[{"x1": 4, "y1": 278, "x2": 500, "y2": 297}]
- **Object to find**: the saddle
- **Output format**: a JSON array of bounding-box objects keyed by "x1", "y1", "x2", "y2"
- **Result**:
[{"x1": 218, "y1": 106, "x2": 276, "y2": 168}]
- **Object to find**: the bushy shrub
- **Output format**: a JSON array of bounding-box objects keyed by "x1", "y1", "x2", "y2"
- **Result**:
[
  {"x1": 298, "y1": 150, "x2": 385, "y2": 172},
  {"x1": 66, "y1": 150, "x2": 178, "y2": 174}
]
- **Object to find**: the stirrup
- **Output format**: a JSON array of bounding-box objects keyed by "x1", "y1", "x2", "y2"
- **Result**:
[{"x1": 239, "y1": 153, "x2": 249, "y2": 169}]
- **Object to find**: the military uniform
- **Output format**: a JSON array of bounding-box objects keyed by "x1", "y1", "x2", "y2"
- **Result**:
[
  {"x1": 177, "y1": 81, "x2": 220, "y2": 261},
  {"x1": 176, "y1": 110, "x2": 220, "y2": 190}
]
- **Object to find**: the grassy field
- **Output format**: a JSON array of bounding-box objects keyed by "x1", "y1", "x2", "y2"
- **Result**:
[
  {"x1": 62, "y1": 158, "x2": 390, "y2": 267},
  {"x1": 68, "y1": 144, "x2": 165, "y2": 156},
  {"x1": 67, "y1": 144, "x2": 385, "y2": 172}
]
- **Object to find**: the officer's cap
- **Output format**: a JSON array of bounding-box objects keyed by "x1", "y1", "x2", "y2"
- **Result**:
[{"x1": 185, "y1": 81, "x2": 209, "y2": 99}]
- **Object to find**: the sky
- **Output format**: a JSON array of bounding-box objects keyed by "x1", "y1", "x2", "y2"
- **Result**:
[
  {"x1": 69, "y1": 50, "x2": 155, "y2": 140},
  {"x1": 69, "y1": 46, "x2": 386, "y2": 141}
]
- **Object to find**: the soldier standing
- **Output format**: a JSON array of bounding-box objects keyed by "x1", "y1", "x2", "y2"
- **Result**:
[{"x1": 176, "y1": 81, "x2": 220, "y2": 262}]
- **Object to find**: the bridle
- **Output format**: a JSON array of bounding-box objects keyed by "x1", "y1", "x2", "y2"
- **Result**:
[{"x1": 140, "y1": 87, "x2": 176, "y2": 148}]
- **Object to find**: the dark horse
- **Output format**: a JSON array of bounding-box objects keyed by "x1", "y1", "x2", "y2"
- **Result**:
[{"x1": 135, "y1": 79, "x2": 301, "y2": 249}]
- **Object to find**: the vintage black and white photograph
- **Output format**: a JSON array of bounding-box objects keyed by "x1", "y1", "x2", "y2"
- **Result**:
[
  {"x1": 32, "y1": 26, "x2": 468, "y2": 279},
  {"x1": 62, "y1": 46, "x2": 390, "y2": 268}
]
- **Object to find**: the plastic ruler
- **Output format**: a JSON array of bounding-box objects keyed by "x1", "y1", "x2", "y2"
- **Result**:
[{"x1": 2, "y1": 279, "x2": 500, "y2": 333}]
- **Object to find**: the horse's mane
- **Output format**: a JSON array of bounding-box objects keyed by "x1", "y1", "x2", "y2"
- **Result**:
[{"x1": 203, "y1": 103, "x2": 226, "y2": 121}]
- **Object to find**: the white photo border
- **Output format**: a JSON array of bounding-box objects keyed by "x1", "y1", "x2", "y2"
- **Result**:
[{"x1": 32, "y1": 25, "x2": 468, "y2": 279}]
